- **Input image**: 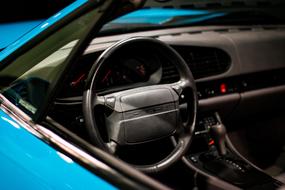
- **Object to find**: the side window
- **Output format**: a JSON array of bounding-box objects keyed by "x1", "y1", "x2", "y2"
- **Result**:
[{"x1": 0, "y1": 7, "x2": 98, "y2": 119}]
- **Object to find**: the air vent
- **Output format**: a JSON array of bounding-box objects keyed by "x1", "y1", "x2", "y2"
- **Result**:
[
  {"x1": 175, "y1": 46, "x2": 231, "y2": 79},
  {"x1": 161, "y1": 46, "x2": 231, "y2": 83}
]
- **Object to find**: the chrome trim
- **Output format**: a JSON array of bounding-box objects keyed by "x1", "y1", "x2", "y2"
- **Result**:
[{"x1": 0, "y1": 94, "x2": 115, "y2": 175}]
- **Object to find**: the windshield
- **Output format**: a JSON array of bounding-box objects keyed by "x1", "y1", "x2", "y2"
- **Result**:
[{"x1": 100, "y1": 0, "x2": 285, "y2": 35}]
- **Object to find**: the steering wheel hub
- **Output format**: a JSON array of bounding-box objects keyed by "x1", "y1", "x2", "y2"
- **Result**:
[{"x1": 104, "y1": 85, "x2": 179, "y2": 145}]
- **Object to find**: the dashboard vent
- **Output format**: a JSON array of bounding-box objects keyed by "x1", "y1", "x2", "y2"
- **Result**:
[
  {"x1": 163, "y1": 46, "x2": 231, "y2": 82},
  {"x1": 161, "y1": 46, "x2": 231, "y2": 83}
]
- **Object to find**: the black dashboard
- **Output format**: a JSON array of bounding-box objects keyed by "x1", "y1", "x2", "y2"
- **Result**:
[
  {"x1": 60, "y1": 43, "x2": 232, "y2": 97},
  {"x1": 57, "y1": 24, "x2": 285, "y2": 122}
]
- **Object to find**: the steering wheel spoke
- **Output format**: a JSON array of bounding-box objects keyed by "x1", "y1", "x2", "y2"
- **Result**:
[
  {"x1": 93, "y1": 93, "x2": 118, "y2": 111},
  {"x1": 170, "y1": 79, "x2": 192, "y2": 95},
  {"x1": 93, "y1": 95, "x2": 106, "y2": 107}
]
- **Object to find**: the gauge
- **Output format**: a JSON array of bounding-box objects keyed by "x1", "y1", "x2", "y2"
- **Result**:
[
  {"x1": 97, "y1": 64, "x2": 134, "y2": 90},
  {"x1": 70, "y1": 73, "x2": 86, "y2": 88},
  {"x1": 96, "y1": 54, "x2": 161, "y2": 90},
  {"x1": 123, "y1": 58, "x2": 147, "y2": 80},
  {"x1": 100, "y1": 69, "x2": 113, "y2": 86}
]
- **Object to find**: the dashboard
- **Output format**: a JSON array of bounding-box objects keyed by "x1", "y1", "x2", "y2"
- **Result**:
[{"x1": 57, "y1": 24, "x2": 285, "y2": 121}]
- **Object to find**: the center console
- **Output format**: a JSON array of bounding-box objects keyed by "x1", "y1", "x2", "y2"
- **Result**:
[{"x1": 184, "y1": 113, "x2": 283, "y2": 190}]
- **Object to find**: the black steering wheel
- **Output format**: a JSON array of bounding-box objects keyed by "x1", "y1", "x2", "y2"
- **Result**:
[{"x1": 83, "y1": 37, "x2": 197, "y2": 173}]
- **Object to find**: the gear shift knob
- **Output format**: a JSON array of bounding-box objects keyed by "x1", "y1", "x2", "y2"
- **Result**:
[{"x1": 210, "y1": 124, "x2": 227, "y2": 156}]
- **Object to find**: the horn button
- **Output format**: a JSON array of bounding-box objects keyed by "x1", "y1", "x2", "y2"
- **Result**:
[{"x1": 105, "y1": 86, "x2": 179, "y2": 145}]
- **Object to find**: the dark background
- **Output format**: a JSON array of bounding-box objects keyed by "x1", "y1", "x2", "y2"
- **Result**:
[{"x1": 0, "y1": 0, "x2": 74, "y2": 23}]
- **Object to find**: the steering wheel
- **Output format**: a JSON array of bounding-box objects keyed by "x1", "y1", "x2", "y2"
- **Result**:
[{"x1": 83, "y1": 37, "x2": 197, "y2": 173}]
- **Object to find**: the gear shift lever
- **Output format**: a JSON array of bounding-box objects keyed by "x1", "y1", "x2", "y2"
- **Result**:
[{"x1": 210, "y1": 123, "x2": 227, "y2": 156}]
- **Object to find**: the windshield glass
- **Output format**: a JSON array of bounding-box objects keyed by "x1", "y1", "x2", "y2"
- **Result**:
[{"x1": 100, "y1": 0, "x2": 285, "y2": 35}]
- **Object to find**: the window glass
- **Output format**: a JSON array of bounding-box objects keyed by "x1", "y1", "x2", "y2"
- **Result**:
[{"x1": 0, "y1": 7, "x2": 98, "y2": 119}]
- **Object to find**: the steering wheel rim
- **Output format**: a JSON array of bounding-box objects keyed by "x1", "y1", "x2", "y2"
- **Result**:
[{"x1": 83, "y1": 37, "x2": 197, "y2": 173}]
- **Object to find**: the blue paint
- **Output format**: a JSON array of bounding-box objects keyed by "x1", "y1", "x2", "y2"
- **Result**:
[
  {"x1": 110, "y1": 8, "x2": 222, "y2": 25},
  {"x1": 0, "y1": 20, "x2": 44, "y2": 50},
  {"x1": 0, "y1": 109, "x2": 117, "y2": 190},
  {"x1": 0, "y1": 0, "x2": 87, "y2": 62}
]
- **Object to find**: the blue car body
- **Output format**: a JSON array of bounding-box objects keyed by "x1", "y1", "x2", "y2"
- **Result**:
[
  {"x1": 0, "y1": 109, "x2": 116, "y2": 190},
  {"x1": 0, "y1": 20, "x2": 43, "y2": 50},
  {"x1": 0, "y1": 1, "x2": 118, "y2": 189}
]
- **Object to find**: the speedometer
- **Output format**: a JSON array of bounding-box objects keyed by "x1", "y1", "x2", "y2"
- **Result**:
[
  {"x1": 97, "y1": 57, "x2": 157, "y2": 90},
  {"x1": 123, "y1": 58, "x2": 147, "y2": 79},
  {"x1": 96, "y1": 47, "x2": 162, "y2": 91},
  {"x1": 99, "y1": 65, "x2": 133, "y2": 89}
]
